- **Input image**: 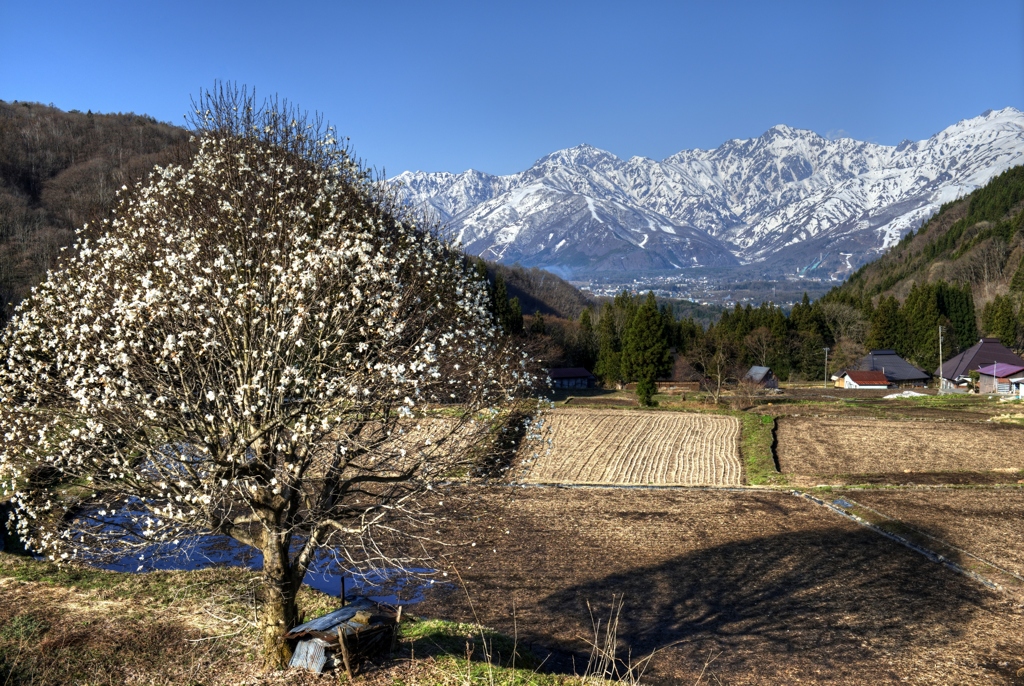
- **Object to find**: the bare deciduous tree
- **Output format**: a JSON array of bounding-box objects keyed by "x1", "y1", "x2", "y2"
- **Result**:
[
  {"x1": 818, "y1": 302, "x2": 867, "y2": 344},
  {"x1": 744, "y1": 326, "x2": 777, "y2": 368},
  {"x1": 0, "y1": 87, "x2": 536, "y2": 669}
]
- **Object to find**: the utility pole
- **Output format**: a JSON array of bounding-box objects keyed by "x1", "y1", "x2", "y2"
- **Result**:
[
  {"x1": 823, "y1": 347, "x2": 830, "y2": 389},
  {"x1": 938, "y1": 326, "x2": 944, "y2": 394}
]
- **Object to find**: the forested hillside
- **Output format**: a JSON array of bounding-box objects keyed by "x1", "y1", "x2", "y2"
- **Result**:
[
  {"x1": 0, "y1": 101, "x2": 187, "y2": 322},
  {"x1": 0, "y1": 102, "x2": 598, "y2": 330},
  {"x1": 839, "y1": 165, "x2": 1024, "y2": 304},
  {"x1": 826, "y1": 165, "x2": 1024, "y2": 361}
]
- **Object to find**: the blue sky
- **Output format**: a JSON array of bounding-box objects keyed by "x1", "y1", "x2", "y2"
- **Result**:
[{"x1": 2, "y1": 0, "x2": 1022, "y2": 175}]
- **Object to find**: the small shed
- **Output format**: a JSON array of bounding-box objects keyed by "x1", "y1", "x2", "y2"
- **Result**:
[
  {"x1": 549, "y1": 367, "x2": 597, "y2": 389},
  {"x1": 835, "y1": 370, "x2": 892, "y2": 389},
  {"x1": 976, "y1": 363, "x2": 1024, "y2": 394},
  {"x1": 743, "y1": 366, "x2": 779, "y2": 389},
  {"x1": 286, "y1": 599, "x2": 399, "y2": 674}
]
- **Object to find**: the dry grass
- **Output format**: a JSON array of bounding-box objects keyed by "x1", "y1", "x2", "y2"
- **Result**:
[{"x1": 520, "y1": 409, "x2": 741, "y2": 486}]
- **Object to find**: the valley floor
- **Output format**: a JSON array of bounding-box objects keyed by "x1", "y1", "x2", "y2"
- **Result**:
[{"x1": 4, "y1": 391, "x2": 1024, "y2": 684}]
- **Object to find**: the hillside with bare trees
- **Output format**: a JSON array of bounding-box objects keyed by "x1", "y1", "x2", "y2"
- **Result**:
[{"x1": 0, "y1": 101, "x2": 186, "y2": 323}]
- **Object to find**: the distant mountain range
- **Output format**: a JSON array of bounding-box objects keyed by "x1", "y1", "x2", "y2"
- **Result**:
[{"x1": 394, "y1": 108, "x2": 1024, "y2": 279}]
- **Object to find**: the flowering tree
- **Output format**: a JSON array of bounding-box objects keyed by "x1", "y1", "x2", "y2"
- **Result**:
[{"x1": 0, "y1": 88, "x2": 536, "y2": 668}]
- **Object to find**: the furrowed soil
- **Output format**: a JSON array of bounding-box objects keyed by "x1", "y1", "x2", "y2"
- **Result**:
[
  {"x1": 777, "y1": 416, "x2": 1024, "y2": 485},
  {"x1": 521, "y1": 409, "x2": 742, "y2": 486},
  {"x1": 417, "y1": 486, "x2": 1024, "y2": 685}
]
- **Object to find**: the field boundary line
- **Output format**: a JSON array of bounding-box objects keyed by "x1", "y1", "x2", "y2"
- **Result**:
[
  {"x1": 792, "y1": 490, "x2": 1008, "y2": 594},
  {"x1": 833, "y1": 496, "x2": 1024, "y2": 585},
  {"x1": 505, "y1": 482, "x2": 772, "y2": 493}
]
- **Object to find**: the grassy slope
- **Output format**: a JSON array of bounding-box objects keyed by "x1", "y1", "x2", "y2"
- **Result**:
[{"x1": 0, "y1": 552, "x2": 605, "y2": 685}]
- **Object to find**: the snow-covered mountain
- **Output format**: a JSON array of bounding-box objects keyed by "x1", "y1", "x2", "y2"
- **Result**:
[{"x1": 393, "y1": 108, "x2": 1024, "y2": 277}]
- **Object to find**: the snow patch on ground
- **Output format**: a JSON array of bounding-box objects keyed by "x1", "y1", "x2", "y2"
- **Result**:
[{"x1": 884, "y1": 391, "x2": 927, "y2": 399}]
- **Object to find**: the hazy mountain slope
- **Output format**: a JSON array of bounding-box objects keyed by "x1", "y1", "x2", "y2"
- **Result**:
[{"x1": 396, "y1": 108, "x2": 1024, "y2": 278}]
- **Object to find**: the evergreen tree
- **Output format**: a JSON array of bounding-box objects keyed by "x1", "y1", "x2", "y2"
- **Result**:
[
  {"x1": 866, "y1": 295, "x2": 906, "y2": 353},
  {"x1": 903, "y1": 283, "x2": 942, "y2": 368},
  {"x1": 576, "y1": 308, "x2": 599, "y2": 371},
  {"x1": 621, "y1": 292, "x2": 672, "y2": 406},
  {"x1": 594, "y1": 306, "x2": 622, "y2": 386},
  {"x1": 507, "y1": 297, "x2": 523, "y2": 335},
  {"x1": 942, "y1": 282, "x2": 977, "y2": 352},
  {"x1": 982, "y1": 295, "x2": 1017, "y2": 348},
  {"x1": 492, "y1": 273, "x2": 523, "y2": 334},
  {"x1": 796, "y1": 332, "x2": 827, "y2": 381},
  {"x1": 529, "y1": 309, "x2": 546, "y2": 335},
  {"x1": 1010, "y1": 255, "x2": 1024, "y2": 293}
]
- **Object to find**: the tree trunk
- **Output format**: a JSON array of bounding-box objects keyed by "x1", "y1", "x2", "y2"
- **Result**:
[{"x1": 258, "y1": 535, "x2": 300, "y2": 671}]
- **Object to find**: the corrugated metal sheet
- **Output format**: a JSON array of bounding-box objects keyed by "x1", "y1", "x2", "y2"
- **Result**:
[
  {"x1": 287, "y1": 598, "x2": 378, "y2": 636},
  {"x1": 290, "y1": 637, "x2": 333, "y2": 673}
]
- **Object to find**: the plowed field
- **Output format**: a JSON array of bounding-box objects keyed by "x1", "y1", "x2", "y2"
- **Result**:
[
  {"x1": 521, "y1": 409, "x2": 742, "y2": 485},
  {"x1": 777, "y1": 416, "x2": 1024, "y2": 484},
  {"x1": 415, "y1": 486, "x2": 1024, "y2": 685},
  {"x1": 836, "y1": 487, "x2": 1024, "y2": 582}
]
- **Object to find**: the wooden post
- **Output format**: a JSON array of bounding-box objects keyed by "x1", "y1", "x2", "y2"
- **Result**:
[
  {"x1": 391, "y1": 605, "x2": 403, "y2": 653},
  {"x1": 337, "y1": 627, "x2": 354, "y2": 681}
]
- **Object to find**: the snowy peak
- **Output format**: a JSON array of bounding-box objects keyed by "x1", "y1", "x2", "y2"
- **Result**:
[
  {"x1": 395, "y1": 108, "x2": 1024, "y2": 277},
  {"x1": 535, "y1": 143, "x2": 622, "y2": 171}
]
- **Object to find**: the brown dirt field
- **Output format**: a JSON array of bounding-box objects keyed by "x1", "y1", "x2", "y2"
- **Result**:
[
  {"x1": 521, "y1": 409, "x2": 741, "y2": 486},
  {"x1": 416, "y1": 486, "x2": 1024, "y2": 685},
  {"x1": 777, "y1": 416, "x2": 1024, "y2": 485},
  {"x1": 834, "y1": 487, "x2": 1024, "y2": 584}
]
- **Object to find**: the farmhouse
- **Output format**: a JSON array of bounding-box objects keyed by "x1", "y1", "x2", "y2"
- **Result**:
[
  {"x1": 549, "y1": 367, "x2": 597, "y2": 389},
  {"x1": 743, "y1": 365, "x2": 779, "y2": 388},
  {"x1": 976, "y1": 362, "x2": 1024, "y2": 395},
  {"x1": 935, "y1": 338, "x2": 1024, "y2": 391},
  {"x1": 834, "y1": 370, "x2": 892, "y2": 389},
  {"x1": 850, "y1": 349, "x2": 930, "y2": 386}
]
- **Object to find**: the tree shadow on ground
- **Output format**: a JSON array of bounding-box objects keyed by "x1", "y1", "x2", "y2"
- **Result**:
[{"x1": 538, "y1": 526, "x2": 996, "y2": 682}]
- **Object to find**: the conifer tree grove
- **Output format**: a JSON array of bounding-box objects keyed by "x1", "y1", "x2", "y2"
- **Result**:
[
  {"x1": 866, "y1": 295, "x2": 906, "y2": 353},
  {"x1": 594, "y1": 307, "x2": 622, "y2": 385},
  {"x1": 621, "y1": 292, "x2": 672, "y2": 406}
]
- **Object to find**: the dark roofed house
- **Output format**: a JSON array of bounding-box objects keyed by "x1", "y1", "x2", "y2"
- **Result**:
[
  {"x1": 549, "y1": 367, "x2": 597, "y2": 389},
  {"x1": 743, "y1": 366, "x2": 779, "y2": 389},
  {"x1": 836, "y1": 370, "x2": 892, "y2": 389},
  {"x1": 854, "y1": 350, "x2": 930, "y2": 386},
  {"x1": 935, "y1": 338, "x2": 1024, "y2": 390}
]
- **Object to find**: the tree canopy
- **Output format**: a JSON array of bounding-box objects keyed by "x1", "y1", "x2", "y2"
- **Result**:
[{"x1": 0, "y1": 87, "x2": 535, "y2": 668}]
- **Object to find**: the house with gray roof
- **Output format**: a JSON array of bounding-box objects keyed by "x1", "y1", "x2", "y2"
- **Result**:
[{"x1": 852, "y1": 350, "x2": 930, "y2": 386}]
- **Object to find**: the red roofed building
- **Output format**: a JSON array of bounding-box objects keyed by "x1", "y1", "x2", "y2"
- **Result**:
[{"x1": 834, "y1": 370, "x2": 892, "y2": 389}]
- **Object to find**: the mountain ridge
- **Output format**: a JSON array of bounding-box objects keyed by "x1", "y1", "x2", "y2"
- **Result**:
[{"x1": 395, "y1": 108, "x2": 1024, "y2": 279}]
